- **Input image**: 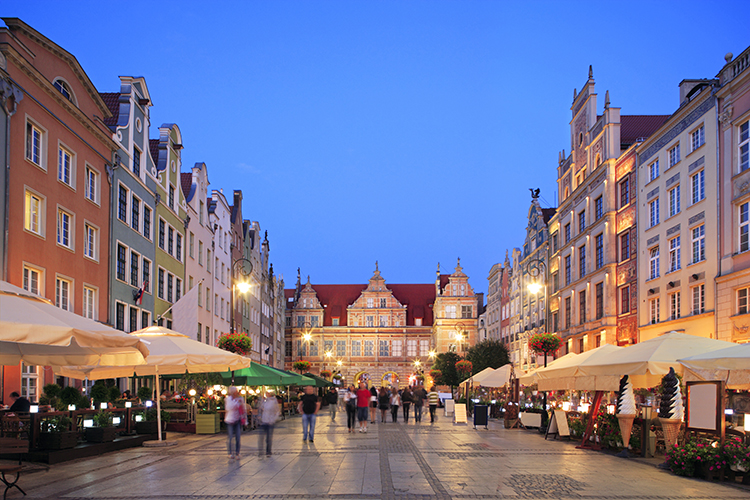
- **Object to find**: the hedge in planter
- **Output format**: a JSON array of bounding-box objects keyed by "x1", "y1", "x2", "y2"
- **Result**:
[
  {"x1": 39, "y1": 415, "x2": 77, "y2": 450},
  {"x1": 85, "y1": 411, "x2": 118, "y2": 443}
]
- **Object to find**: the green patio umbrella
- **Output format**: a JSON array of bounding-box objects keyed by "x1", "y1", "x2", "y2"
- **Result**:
[
  {"x1": 221, "y1": 362, "x2": 311, "y2": 386},
  {"x1": 302, "y1": 372, "x2": 335, "y2": 387},
  {"x1": 263, "y1": 366, "x2": 316, "y2": 386}
]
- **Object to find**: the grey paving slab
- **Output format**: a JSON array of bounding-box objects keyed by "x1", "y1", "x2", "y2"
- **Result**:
[{"x1": 6, "y1": 411, "x2": 750, "y2": 500}]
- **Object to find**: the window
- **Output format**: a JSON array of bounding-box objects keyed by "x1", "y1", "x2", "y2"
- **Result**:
[
  {"x1": 669, "y1": 291, "x2": 681, "y2": 321},
  {"x1": 158, "y1": 268, "x2": 165, "y2": 299},
  {"x1": 176, "y1": 233, "x2": 182, "y2": 261},
  {"x1": 391, "y1": 340, "x2": 402, "y2": 357},
  {"x1": 668, "y1": 143, "x2": 681, "y2": 167},
  {"x1": 692, "y1": 284, "x2": 705, "y2": 315},
  {"x1": 57, "y1": 146, "x2": 73, "y2": 186},
  {"x1": 189, "y1": 232, "x2": 194, "y2": 258},
  {"x1": 116, "y1": 244, "x2": 126, "y2": 281},
  {"x1": 167, "y1": 226, "x2": 174, "y2": 255},
  {"x1": 57, "y1": 209, "x2": 72, "y2": 248},
  {"x1": 336, "y1": 340, "x2": 346, "y2": 357},
  {"x1": 649, "y1": 160, "x2": 659, "y2": 181},
  {"x1": 332, "y1": 318, "x2": 339, "y2": 326},
  {"x1": 407, "y1": 339, "x2": 417, "y2": 357},
  {"x1": 142, "y1": 259, "x2": 150, "y2": 293},
  {"x1": 445, "y1": 305, "x2": 457, "y2": 319},
  {"x1": 692, "y1": 225, "x2": 705, "y2": 263},
  {"x1": 565, "y1": 255, "x2": 571, "y2": 285},
  {"x1": 85, "y1": 167, "x2": 97, "y2": 203},
  {"x1": 24, "y1": 190, "x2": 43, "y2": 235},
  {"x1": 668, "y1": 236, "x2": 680, "y2": 273},
  {"x1": 21, "y1": 364, "x2": 39, "y2": 403},
  {"x1": 649, "y1": 247, "x2": 660, "y2": 280},
  {"x1": 56, "y1": 277, "x2": 71, "y2": 311},
  {"x1": 118, "y1": 185, "x2": 128, "y2": 222},
  {"x1": 132, "y1": 147, "x2": 141, "y2": 176},
  {"x1": 207, "y1": 250, "x2": 212, "y2": 272},
  {"x1": 157, "y1": 219, "x2": 165, "y2": 250},
  {"x1": 143, "y1": 206, "x2": 151, "y2": 239},
  {"x1": 579, "y1": 290, "x2": 586, "y2": 324},
  {"x1": 620, "y1": 232, "x2": 630, "y2": 261},
  {"x1": 564, "y1": 297, "x2": 571, "y2": 329},
  {"x1": 564, "y1": 223, "x2": 571, "y2": 243},
  {"x1": 579, "y1": 245, "x2": 586, "y2": 278},
  {"x1": 168, "y1": 185, "x2": 175, "y2": 210},
  {"x1": 129, "y1": 307, "x2": 138, "y2": 333},
  {"x1": 115, "y1": 302, "x2": 125, "y2": 330},
  {"x1": 26, "y1": 122, "x2": 43, "y2": 166},
  {"x1": 595, "y1": 196, "x2": 603, "y2": 220},
  {"x1": 578, "y1": 211, "x2": 586, "y2": 233},
  {"x1": 364, "y1": 340, "x2": 374, "y2": 356},
  {"x1": 595, "y1": 233, "x2": 603, "y2": 269},
  {"x1": 690, "y1": 125, "x2": 704, "y2": 152},
  {"x1": 668, "y1": 186, "x2": 680, "y2": 217},
  {"x1": 649, "y1": 198, "x2": 660, "y2": 227},
  {"x1": 552, "y1": 272, "x2": 559, "y2": 293},
  {"x1": 53, "y1": 79, "x2": 74, "y2": 101},
  {"x1": 420, "y1": 340, "x2": 429, "y2": 356},
  {"x1": 198, "y1": 283, "x2": 203, "y2": 307},
  {"x1": 83, "y1": 286, "x2": 96, "y2": 320},
  {"x1": 649, "y1": 298, "x2": 660, "y2": 325},
  {"x1": 461, "y1": 305, "x2": 472, "y2": 318},
  {"x1": 690, "y1": 170, "x2": 704, "y2": 204},
  {"x1": 365, "y1": 315, "x2": 374, "y2": 327},
  {"x1": 310, "y1": 316, "x2": 319, "y2": 327},
  {"x1": 167, "y1": 273, "x2": 174, "y2": 303},
  {"x1": 739, "y1": 287, "x2": 750, "y2": 315},
  {"x1": 595, "y1": 282, "x2": 603, "y2": 320},
  {"x1": 380, "y1": 298, "x2": 386, "y2": 308},
  {"x1": 23, "y1": 266, "x2": 41, "y2": 295},
  {"x1": 130, "y1": 251, "x2": 140, "y2": 287},
  {"x1": 741, "y1": 202, "x2": 750, "y2": 253},
  {"x1": 619, "y1": 178, "x2": 630, "y2": 208},
  {"x1": 351, "y1": 340, "x2": 362, "y2": 356},
  {"x1": 740, "y1": 120, "x2": 749, "y2": 173},
  {"x1": 131, "y1": 196, "x2": 140, "y2": 232},
  {"x1": 379, "y1": 340, "x2": 390, "y2": 356},
  {"x1": 620, "y1": 286, "x2": 630, "y2": 314},
  {"x1": 367, "y1": 297, "x2": 373, "y2": 308},
  {"x1": 84, "y1": 223, "x2": 97, "y2": 260},
  {"x1": 552, "y1": 231, "x2": 558, "y2": 252}
]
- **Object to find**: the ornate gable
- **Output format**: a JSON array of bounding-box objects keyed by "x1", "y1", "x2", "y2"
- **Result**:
[
  {"x1": 348, "y1": 262, "x2": 405, "y2": 327},
  {"x1": 293, "y1": 276, "x2": 324, "y2": 327}
]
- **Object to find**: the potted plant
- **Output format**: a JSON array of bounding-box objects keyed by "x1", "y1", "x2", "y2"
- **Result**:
[
  {"x1": 455, "y1": 360, "x2": 473, "y2": 380},
  {"x1": 217, "y1": 332, "x2": 252, "y2": 355},
  {"x1": 85, "y1": 411, "x2": 118, "y2": 443},
  {"x1": 195, "y1": 395, "x2": 220, "y2": 434},
  {"x1": 38, "y1": 415, "x2": 77, "y2": 450},
  {"x1": 293, "y1": 360, "x2": 310, "y2": 373},
  {"x1": 135, "y1": 408, "x2": 171, "y2": 435},
  {"x1": 320, "y1": 369, "x2": 333, "y2": 379}
]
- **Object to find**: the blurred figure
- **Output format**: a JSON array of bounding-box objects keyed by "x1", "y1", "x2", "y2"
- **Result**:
[
  {"x1": 413, "y1": 385, "x2": 426, "y2": 423},
  {"x1": 378, "y1": 387, "x2": 390, "y2": 423},
  {"x1": 298, "y1": 386, "x2": 320, "y2": 442},
  {"x1": 401, "y1": 386, "x2": 413, "y2": 422},
  {"x1": 8, "y1": 392, "x2": 30, "y2": 412},
  {"x1": 390, "y1": 387, "x2": 401, "y2": 423},
  {"x1": 427, "y1": 386, "x2": 440, "y2": 423},
  {"x1": 225, "y1": 387, "x2": 247, "y2": 459},
  {"x1": 326, "y1": 387, "x2": 338, "y2": 422},
  {"x1": 344, "y1": 385, "x2": 357, "y2": 433},
  {"x1": 369, "y1": 386, "x2": 378, "y2": 423},
  {"x1": 258, "y1": 390, "x2": 280, "y2": 456},
  {"x1": 356, "y1": 382, "x2": 371, "y2": 432}
]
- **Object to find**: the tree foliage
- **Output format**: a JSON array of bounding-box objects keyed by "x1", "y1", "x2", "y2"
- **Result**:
[
  {"x1": 432, "y1": 351, "x2": 460, "y2": 389},
  {"x1": 466, "y1": 339, "x2": 510, "y2": 374}
]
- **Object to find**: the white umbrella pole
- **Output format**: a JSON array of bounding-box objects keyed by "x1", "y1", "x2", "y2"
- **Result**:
[{"x1": 156, "y1": 366, "x2": 163, "y2": 442}]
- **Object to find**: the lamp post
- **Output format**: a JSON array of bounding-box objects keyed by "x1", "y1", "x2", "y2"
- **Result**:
[
  {"x1": 452, "y1": 323, "x2": 467, "y2": 356},
  {"x1": 230, "y1": 258, "x2": 253, "y2": 335},
  {"x1": 526, "y1": 257, "x2": 549, "y2": 412}
]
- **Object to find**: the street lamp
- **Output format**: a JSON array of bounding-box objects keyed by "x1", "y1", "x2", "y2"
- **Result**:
[
  {"x1": 452, "y1": 323, "x2": 466, "y2": 354},
  {"x1": 526, "y1": 257, "x2": 549, "y2": 411},
  {"x1": 230, "y1": 258, "x2": 253, "y2": 334}
]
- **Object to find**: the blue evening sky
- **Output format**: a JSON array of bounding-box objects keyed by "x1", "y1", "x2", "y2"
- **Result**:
[{"x1": 6, "y1": 2, "x2": 750, "y2": 296}]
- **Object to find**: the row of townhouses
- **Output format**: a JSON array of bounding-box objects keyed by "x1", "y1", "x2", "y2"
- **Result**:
[
  {"x1": 0, "y1": 19, "x2": 285, "y2": 403},
  {"x1": 482, "y1": 48, "x2": 750, "y2": 372}
]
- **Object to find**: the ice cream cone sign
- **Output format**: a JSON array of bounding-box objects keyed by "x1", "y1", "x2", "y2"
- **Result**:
[
  {"x1": 657, "y1": 367, "x2": 684, "y2": 449},
  {"x1": 616, "y1": 375, "x2": 637, "y2": 449}
]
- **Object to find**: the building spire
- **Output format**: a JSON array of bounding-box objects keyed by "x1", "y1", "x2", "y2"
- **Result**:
[
  {"x1": 604, "y1": 90, "x2": 610, "y2": 109},
  {"x1": 589, "y1": 64, "x2": 593, "y2": 79}
]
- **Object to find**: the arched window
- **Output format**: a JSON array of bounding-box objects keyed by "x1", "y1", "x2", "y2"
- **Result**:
[{"x1": 53, "y1": 78, "x2": 76, "y2": 104}]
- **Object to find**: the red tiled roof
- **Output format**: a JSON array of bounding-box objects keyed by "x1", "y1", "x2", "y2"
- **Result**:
[
  {"x1": 285, "y1": 277, "x2": 453, "y2": 328},
  {"x1": 149, "y1": 139, "x2": 160, "y2": 164},
  {"x1": 99, "y1": 92, "x2": 120, "y2": 127},
  {"x1": 180, "y1": 172, "x2": 192, "y2": 198},
  {"x1": 620, "y1": 115, "x2": 670, "y2": 146}
]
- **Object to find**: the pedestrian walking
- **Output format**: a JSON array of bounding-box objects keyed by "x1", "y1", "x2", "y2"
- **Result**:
[
  {"x1": 413, "y1": 384, "x2": 425, "y2": 423},
  {"x1": 298, "y1": 386, "x2": 320, "y2": 442},
  {"x1": 327, "y1": 387, "x2": 338, "y2": 422},
  {"x1": 427, "y1": 386, "x2": 439, "y2": 423},
  {"x1": 258, "y1": 390, "x2": 280, "y2": 456},
  {"x1": 390, "y1": 387, "x2": 401, "y2": 423},
  {"x1": 401, "y1": 386, "x2": 413, "y2": 422},
  {"x1": 224, "y1": 386, "x2": 247, "y2": 459},
  {"x1": 378, "y1": 387, "x2": 390, "y2": 423},
  {"x1": 344, "y1": 385, "x2": 357, "y2": 433},
  {"x1": 356, "y1": 382, "x2": 371, "y2": 432},
  {"x1": 369, "y1": 386, "x2": 378, "y2": 423}
]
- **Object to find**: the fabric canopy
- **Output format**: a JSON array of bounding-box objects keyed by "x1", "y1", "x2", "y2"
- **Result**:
[
  {"x1": 462, "y1": 367, "x2": 496, "y2": 385},
  {"x1": 578, "y1": 332, "x2": 735, "y2": 388},
  {"x1": 221, "y1": 363, "x2": 313, "y2": 386},
  {"x1": 54, "y1": 326, "x2": 252, "y2": 380},
  {"x1": 518, "y1": 353, "x2": 577, "y2": 385},
  {"x1": 0, "y1": 280, "x2": 149, "y2": 366},
  {"x1": 468, "y1": 364, "x2": 517, "y2": 387},
  {"x1": 535, "y1": 344, "x2": 623, "y2": 391},
  {"x1": 679, "y1": 342, "x2": 750, "y2": 389},
  {"x1": 302, "y1": 372, "x2": 335, "y2": 387}
]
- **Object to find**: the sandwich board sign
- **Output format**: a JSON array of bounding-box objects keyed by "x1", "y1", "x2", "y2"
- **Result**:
[
  {"x1": 545, "y1": 410, "x2": 571, "y2": 440},
  {"x1": 454, "y1": 403, "x2": 468, "y2": 424}
]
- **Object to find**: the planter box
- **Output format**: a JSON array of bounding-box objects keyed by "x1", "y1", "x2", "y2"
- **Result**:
[
  {"x1": 196, "y1": 413, "x2": 220, "y2": 434},
  {"x1": 85, "y1": 427, "x2": 118, "y2": 443},
  {"x1": 38, "y1": 431, "x2": 78, "y2": 450},
  {"x1": 135, "y1": 421, "x2": 160, "y2": 435}
]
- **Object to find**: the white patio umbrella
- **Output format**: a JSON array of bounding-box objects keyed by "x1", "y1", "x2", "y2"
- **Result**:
[
  {"x1": 518, "y1": 353, "x2": 578, "y2": 385},
  {"x1": 578, "y1": 332, "x2": 735, "y2": 388},
  {"x1": 0, "y1": 280, "x2": 149, "y2": 366},
  {"x1": 472, "y1": 364, "x2": 518, "y2": 388},
  {"x1": 56, "y1": 326, "x2": 253, "y2": 442},
  {"x1": 678, "y1": 342, "x2": 750, "y2": 389},
  {"x1": 535, "y1": 344, "x2": 623, "y2": 391}
]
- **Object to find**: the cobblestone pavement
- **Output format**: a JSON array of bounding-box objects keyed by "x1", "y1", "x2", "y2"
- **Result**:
[{"x1": 10, "y1": 410, "x2": 750, "y2": 500}]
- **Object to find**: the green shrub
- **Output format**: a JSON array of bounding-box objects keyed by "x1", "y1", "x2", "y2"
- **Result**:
[
  {"x1": 93, "y1": 411, "x2": 113, "y2": 428},
  {"x1": 60, "y1": 386, "x2": 82, "y2": 407},
  {"x1": 108, "y1": 386, "x2": 121, "y2": 402},
  {"x1": 137, "y1": 386, "x2": 153, "y2": 402},
  {"x1": 145, "y1": 408, "x2": 172, "y2": 423},
  {"x1": 43, "y1": 383, "x2": 62, "y2": 399},
  {"x1": 41, "y1": 415, "x2": 72, "y2": 433},
  {"x1": 90, "y1": 383, "x2": 110, "y2": 405}
]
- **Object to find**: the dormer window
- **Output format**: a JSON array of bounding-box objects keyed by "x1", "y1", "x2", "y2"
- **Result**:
[{"x1": 53, "y1": 79, "x2": 75, "y2": 103}]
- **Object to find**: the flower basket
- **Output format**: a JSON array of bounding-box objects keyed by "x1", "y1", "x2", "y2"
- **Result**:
[
  {"x1": 320, "y1": 370, "x2": 333, "y2": 379},
  {"x1": 429, "y1": 369, "x2": 442, "y2": 385},
  {"x1": 456, "y1": 360, "x2": 473, "y2": 378},
  {"x1": 217, "y1": 332, "x2": 252, "y2": 356},
  {"x1": 293, "y1": 360, "x2": 311, "y2": 373},
  {"x1": 528, "y1": 333, "x2": 561, "y2": 357}
]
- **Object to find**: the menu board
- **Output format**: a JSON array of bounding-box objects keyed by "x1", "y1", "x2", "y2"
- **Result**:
[
  {"x1": 687, "y1": 381, "x2": 721, "y2": 433},
  {"x1": 454, "y1": 403, "x2": 467, "y2": 424}
]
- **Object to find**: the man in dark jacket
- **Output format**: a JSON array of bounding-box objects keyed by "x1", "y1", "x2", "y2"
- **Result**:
[
  {"x1": 327, "y1": 387, "x2": 338, "y2": 421},
  {"x1": 9, "y1": 392, "x2": 31, "y2": 412}
]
